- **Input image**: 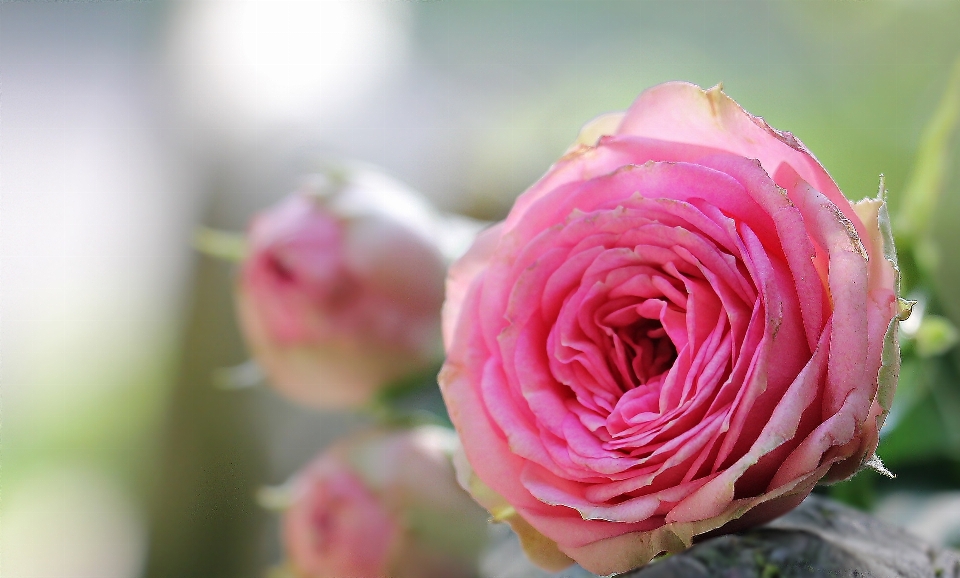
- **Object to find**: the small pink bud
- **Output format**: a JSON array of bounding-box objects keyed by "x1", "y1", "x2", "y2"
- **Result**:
[
  {"x1": 236, "y1": 167, "x2": 449, "y2": 408},
  {"x1": 282, "y1": 427, "x2": 489, "y2": 578}
]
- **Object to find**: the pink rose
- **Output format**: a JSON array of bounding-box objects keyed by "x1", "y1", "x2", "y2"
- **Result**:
[
  {"x1": 236, "y1": 167, "x2": 449, "y2": 408},
  {"x1": 440, "y1": 82, "x2": 904, "y2": 575},
  {"x1": 282, "y1": 427, "x2": 489, "y2": 578}
]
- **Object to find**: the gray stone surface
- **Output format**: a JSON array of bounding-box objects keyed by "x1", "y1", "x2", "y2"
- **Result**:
[{"x1": 481, "y1": 495, "x2": 960, "y2": 578}]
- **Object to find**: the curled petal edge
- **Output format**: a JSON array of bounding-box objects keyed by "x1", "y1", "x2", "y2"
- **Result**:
[
  {"x1": 616, "y1": 82, "x2": 871, "y2": 249},
  {"x1": 565, "y1": 111, "x2": 627, "y2": 154},
  {"x1": 558, "y1": 462, "x2": 832, "y2": 576},
  {"x1": 453, "y1": 444, "x2": 575, "y2": 572},
  {"x1": 442, "y1": 223, "x2": 503, "y2": 348},
  {"x1": 850, "y1": 182, "x2": 907, "y2": 475}
]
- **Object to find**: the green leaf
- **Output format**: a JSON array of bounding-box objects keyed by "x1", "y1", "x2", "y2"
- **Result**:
[
  {"x1": 825, "y1": 469, "x2": 877, "y2": 510},
  {"x1": 881, "y1": 393, "x2": 952, "y2": 466},
  {"x1": 880, "y1": 356, "x2": 960, "y2": 467}
]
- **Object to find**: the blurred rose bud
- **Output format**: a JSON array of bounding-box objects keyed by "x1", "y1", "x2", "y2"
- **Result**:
[
  {"x1": 281, "y1": 426, "x2": 489, "y2": 578},
  {"x1": 236, "y1": 166, "x2": 461, "y2": 408}
]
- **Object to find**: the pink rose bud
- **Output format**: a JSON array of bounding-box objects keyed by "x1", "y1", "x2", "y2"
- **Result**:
[
  {"x1": 236, "y1": 167, "x2": 451, "y2": 408},
  {"x1": 440, "y1": 82, "x2": 906, "y2": 575},
  {"x1": 282, "y1": 427, "x2": 489, "y2": 578}
]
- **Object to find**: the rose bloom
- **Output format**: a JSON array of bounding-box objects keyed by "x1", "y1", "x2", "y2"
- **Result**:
[
  {"x1": 440, "y1": 82, "x2": 904, "y2": 575},
  {"x1": 236, "y1": 167, "x2": 449, "y2": 408},
  {"x1": 282, "y1": 427, "x2": 490, "y2": 578}
]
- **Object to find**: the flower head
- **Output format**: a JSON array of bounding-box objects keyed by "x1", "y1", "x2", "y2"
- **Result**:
[{"x1": 440, "y1": 82, "x2": 902, "y2": 575}]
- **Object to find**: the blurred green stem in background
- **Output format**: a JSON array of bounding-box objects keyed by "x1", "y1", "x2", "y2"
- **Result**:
[
  {"x1": 367, "y1": 363, "x2": 453, "y2": 429},
  {"x1": 193, "y1": 226, "x2": 248, "y2": 263},
  {"x1": 895, "y1": 56, "x2": 960, "y2": 289}
]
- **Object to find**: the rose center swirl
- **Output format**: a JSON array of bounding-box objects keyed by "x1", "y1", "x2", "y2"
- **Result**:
[{"x1": 538, "y1": 205, "x2": 752, "y2": 464}]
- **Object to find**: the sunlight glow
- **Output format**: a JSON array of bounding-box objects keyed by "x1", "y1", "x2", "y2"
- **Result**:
[{"x1": 174, "y1": 0, "x2": 410, "y2": 128}]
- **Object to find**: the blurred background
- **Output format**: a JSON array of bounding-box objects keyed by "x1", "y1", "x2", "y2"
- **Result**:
[{"x1": 2, "y1": 1, "x2": 960, "y2": 576}]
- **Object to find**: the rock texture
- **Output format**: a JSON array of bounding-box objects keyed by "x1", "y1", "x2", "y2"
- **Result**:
[{"x1": 481, "y1": 495, "x2": 960, "y2": 578}]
